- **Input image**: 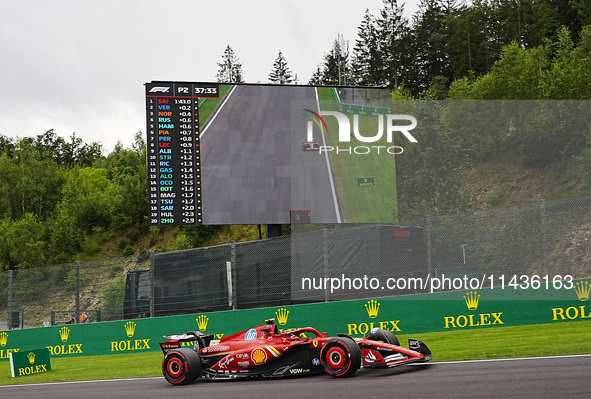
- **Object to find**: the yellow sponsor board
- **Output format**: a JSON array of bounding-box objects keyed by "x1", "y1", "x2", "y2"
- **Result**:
[
  {"x1": 110, "y1": 321, "x2": 151, "y2": 352},
  {"x1": 0, "y1": 331, "x2": 21, "y2": 360},
  {"x1": 46, "y1": 326, "x2": 84, "y2": 356},
  {"x1": 443, "y1": 291, "x2": 504, "y2": 329},
  {"x1": 347, "y1": 300, "x2": 401, "y2": 335},
  {"x1": 551, "y1": 281, "x2": 590, "y2": 321},
  {"x1": 10, "y1": 348, "x2": 51, "y2": 378}
]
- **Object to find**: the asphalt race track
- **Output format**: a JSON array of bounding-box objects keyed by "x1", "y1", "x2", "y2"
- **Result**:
[
  {"x1": 200, "y1": 85, "x2": 340, "y2": 224},
  {"x1": 2, "y1": 355, "x2": 590, "y2": 398}
]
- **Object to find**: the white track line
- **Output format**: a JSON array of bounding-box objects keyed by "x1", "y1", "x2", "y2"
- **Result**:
[
  {"x1": 200, "y1": 84, "x2": 237, "y2": 139},
  {"x1": 0, "y1": 377, "x2": 162, "y2": 388},
  {"x1": 410, "y1": 353, "x2": 591, "y2": 366},
  {"x1": 315, "y1": 88, "x2": 342, "y2": 223},
  {"x1": 2, "y1": 354, "x2": 590, "y2": 388}
]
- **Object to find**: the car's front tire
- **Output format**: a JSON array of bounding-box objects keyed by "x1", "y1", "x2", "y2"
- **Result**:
[
  {"x1": 162, "y1": 348, "x2": 202, "y2": 385},
  {"x1": 320, "y1": 337, "x2": 361, "y2": 377}
]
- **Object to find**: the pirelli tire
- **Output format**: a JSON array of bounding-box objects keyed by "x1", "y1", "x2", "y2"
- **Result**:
[
  {"x1": 365, "y1": 328, "x2": 400, "y2": 346},
  {"x1": 162, "y1": 348, "x2": 202, "y2": 385},
  {"x1": 320, "y1": 337, "x2": 362, "y2": 378}
]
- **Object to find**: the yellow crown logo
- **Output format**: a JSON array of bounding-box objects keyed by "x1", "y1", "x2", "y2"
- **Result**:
[
  {"x1": 59, "y1": 326, "x2": 70, "y2": 342},
  {"x1": 196, "y1": 315, "x2": 209, "y2": 331},
  {"x1": 275, "y1": 308, "x2": 290, "y2": 325},
  {"x1": 27, "y1": 352, "x2": 36, "y2": 365},
  {"x1": 464, "y1": 291, "x2": 480, "y2": 311},
  {"x1": 252, "y1": 348, "x2": 267, "y2": 365},
  {"x1": 574, "y1": 281, "x2": 590, "y2": 302},
  {"x1": 365, "y1": 300, "x2": 380, "y2": 319},
  {"x1": 124, "y1": 321, "x2": 136, "y2": 338},
  {"x1": 0, "y1": 332, "x2": 8, "y2": 347}
]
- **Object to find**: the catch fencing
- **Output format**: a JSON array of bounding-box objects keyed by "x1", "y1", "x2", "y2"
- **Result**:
[{"x1": 2, "y1": 197, "x2": 591, "y2": 329}]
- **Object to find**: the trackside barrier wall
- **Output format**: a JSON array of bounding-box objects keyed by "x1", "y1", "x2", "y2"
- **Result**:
[
  {"x1": 333, "y1": 87, "x2": 392, "y2": 115},
  {"x1": 1, "y1": 278, "x2": 589, "y2": 361}
]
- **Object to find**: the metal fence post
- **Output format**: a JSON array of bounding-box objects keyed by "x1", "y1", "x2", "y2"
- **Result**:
[
  {"x1": 149, "y1": 251, "x2": 155, "y2": 318},
  {"x1": 8, "y1": 270, "x2": 13, "y2": 330},
  {"x1": 426, "y1": 216, "x2": 433, "y2": 278},
  {"x1": 541, "y1": 199, "x2": 548, "y2": 275},
  {"x1": 323, "y1": 229, "x2": 329, "y2": 302},
  {"x1": 75, "y1": 261, "x2": 80, "y2": 324},
  {"x1": 231, "y1": 241, "x2": 237, "y2": 310}
]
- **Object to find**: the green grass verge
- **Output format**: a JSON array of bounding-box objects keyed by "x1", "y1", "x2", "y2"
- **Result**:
[
  {"x1": 198, "y1": 84, "x2": 232, "y2": 127},
  {"x1": 1, "y1": 320, "x2": 589, "y2": 385},
  {"x1": 316, "y1": 87, "x2": 398, "y2": 222}
]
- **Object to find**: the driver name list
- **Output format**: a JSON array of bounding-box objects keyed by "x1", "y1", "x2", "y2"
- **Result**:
[{"x1": 145, "y1": 81, "x2": 219, "y2": 225}]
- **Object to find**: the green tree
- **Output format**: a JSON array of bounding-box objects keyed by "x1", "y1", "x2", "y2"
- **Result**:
[
  {"x1": 308, "y1": 65, "x2": 324, "y2": 85},
  {"x1": 54, "y1": 168, "x2": 114, "y2": 234},
  {"x1": 0, "y1": 134, "x2": 15, "y2": 157},
  {"x1": 216, "y1": 45, "x2": 244, "y2": 83},
  {"x1": 571, "y1": 0, "x2": 591, "y2": 25},
  {"x1": 0, "y1": 150, "x2": 66, "y2": 221},
  {"x1": 351, "y1": 9, "x2": 382, "y2": 85},
  {"x1": 268, "y1": 50, "x2": 294, "y2": 84},
  {"x1": 0, "y1": 214, "x2": 47, "y2": 270},
  {"x1": 395, "y1": 101, "x2": 473, "y2": 217},
  {"x1": 22, "y1": 130, "x2": 102, "y2": 167},
  {"x1": 406, "y1": 0, "x2": 458, "y2": 95},
  {"x1": 376, "y1": 0, "x2": 410, "y2": 88}
]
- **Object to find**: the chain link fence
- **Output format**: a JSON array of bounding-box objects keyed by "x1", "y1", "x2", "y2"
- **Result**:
[
  {"x1": 3, "y1": 197, "x2": 591, "y2": 329},
  {"x1": 0, "y1": 255, "x2": 150, "y2": 329}
]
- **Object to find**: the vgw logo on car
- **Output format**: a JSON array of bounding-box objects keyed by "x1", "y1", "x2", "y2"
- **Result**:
[{"x1": 303, "y1": 109, "x2": 417, "y2": 155}]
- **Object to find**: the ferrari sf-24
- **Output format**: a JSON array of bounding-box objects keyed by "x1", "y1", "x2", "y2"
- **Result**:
[{"x1": 159, "y1": 318, "x2": 431, "y2": 385}]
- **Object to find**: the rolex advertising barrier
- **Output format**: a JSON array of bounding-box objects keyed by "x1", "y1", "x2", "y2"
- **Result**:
[{"x1": 1, "y1": 279, "x2": 589, "y2": 361}]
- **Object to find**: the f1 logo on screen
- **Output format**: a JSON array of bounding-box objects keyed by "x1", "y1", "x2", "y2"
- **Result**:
[{"x1": 149, "y1": 86, "x2": 170, "y2": 93}]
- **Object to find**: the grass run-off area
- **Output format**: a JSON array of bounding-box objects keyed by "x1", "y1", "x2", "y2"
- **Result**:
[
  {"x1": 316, "y1": 87, "x2": 398, "y2": 223},
  {"x1": 0, "y1": 320, "x2": 589, "y2": 385}
]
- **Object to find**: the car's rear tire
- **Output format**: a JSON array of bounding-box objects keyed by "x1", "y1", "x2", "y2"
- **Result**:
[
  {"x1": 162, "y1": 348, "x2": 202, "y2": 385},
  {"x1": 320, "y1": 337, "x2": 361, "y2": 378},
  {"x1": 365, "y1": 328, "x2": 400, "y2": 346}
]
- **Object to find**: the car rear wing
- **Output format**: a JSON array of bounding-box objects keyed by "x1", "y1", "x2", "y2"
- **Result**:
[{"x1": 159, "y1": 331, "x2": 215, "y2": 354}]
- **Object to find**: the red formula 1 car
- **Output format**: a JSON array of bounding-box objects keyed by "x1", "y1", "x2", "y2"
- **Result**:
[
  {"x1": 159, "y1": 318, "x2": 431, "y2": 385},
  {"x1": 302, "y1": 139, "x2": 320, "y2": 151}
]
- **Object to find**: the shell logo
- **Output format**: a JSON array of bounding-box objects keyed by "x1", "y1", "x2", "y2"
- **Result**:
[{"x1": 251, "y1": 348, "x2": 267, "y2": 365}]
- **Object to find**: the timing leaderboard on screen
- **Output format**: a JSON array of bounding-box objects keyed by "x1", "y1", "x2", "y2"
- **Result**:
[{"x1": 145, "y1": 81, "x2": 219, "y2": 226}]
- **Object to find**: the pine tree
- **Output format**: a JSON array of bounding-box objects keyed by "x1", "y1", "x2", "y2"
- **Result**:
[
  {"x1": 376, "y1": 0, "x2": 410, "y2": 89},
  {"x1": 308, "y1": 65, "x2": 324, "y2": 85},
  {"x1": 268, "y1": 50, "x2": 294, "y2": 84},
  {"x1": 216, "y1": 45, "x2": 244, "y2": 83},
  {"x1": 351, "y1": 9, "x2": 382, "y2": 85},
  {"x1": 406, "y1": 0, "x2": 457, "y2": 95}
]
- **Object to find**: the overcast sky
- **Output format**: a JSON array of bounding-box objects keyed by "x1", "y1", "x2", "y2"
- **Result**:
[{"x1": 0, "y1": 0, "x2": 422, "y2": 153}]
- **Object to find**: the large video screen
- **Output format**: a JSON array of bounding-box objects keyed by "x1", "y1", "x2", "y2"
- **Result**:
[
  {"x1": 146, "y1": 82, "x2": 590, "y2": 226},
  {"x1": 145, "y1": 81, "x2": 399, "y2": 225}
]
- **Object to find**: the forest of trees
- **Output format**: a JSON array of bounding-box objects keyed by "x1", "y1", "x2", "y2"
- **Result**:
[
  {"x1": 1, "y1": 0, "x2": 590, "y2": 271},
  {"x1": 0, "y1": 131, "x2": 148, "y2": 269},
  {"x1": 312, "y1": 0, "x2": 590, "y2": 97}
]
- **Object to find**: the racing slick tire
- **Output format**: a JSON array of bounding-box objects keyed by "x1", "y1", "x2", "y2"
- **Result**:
[
  {"x1": 366, "y1": 328, "x2": 400, "y2": 346},
  {"x1": 320, "y1": 337, "x2": 362, "y2": 378},
  {"x1": 162, "y1": 348, "x2": 202, "y2": 385}
]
